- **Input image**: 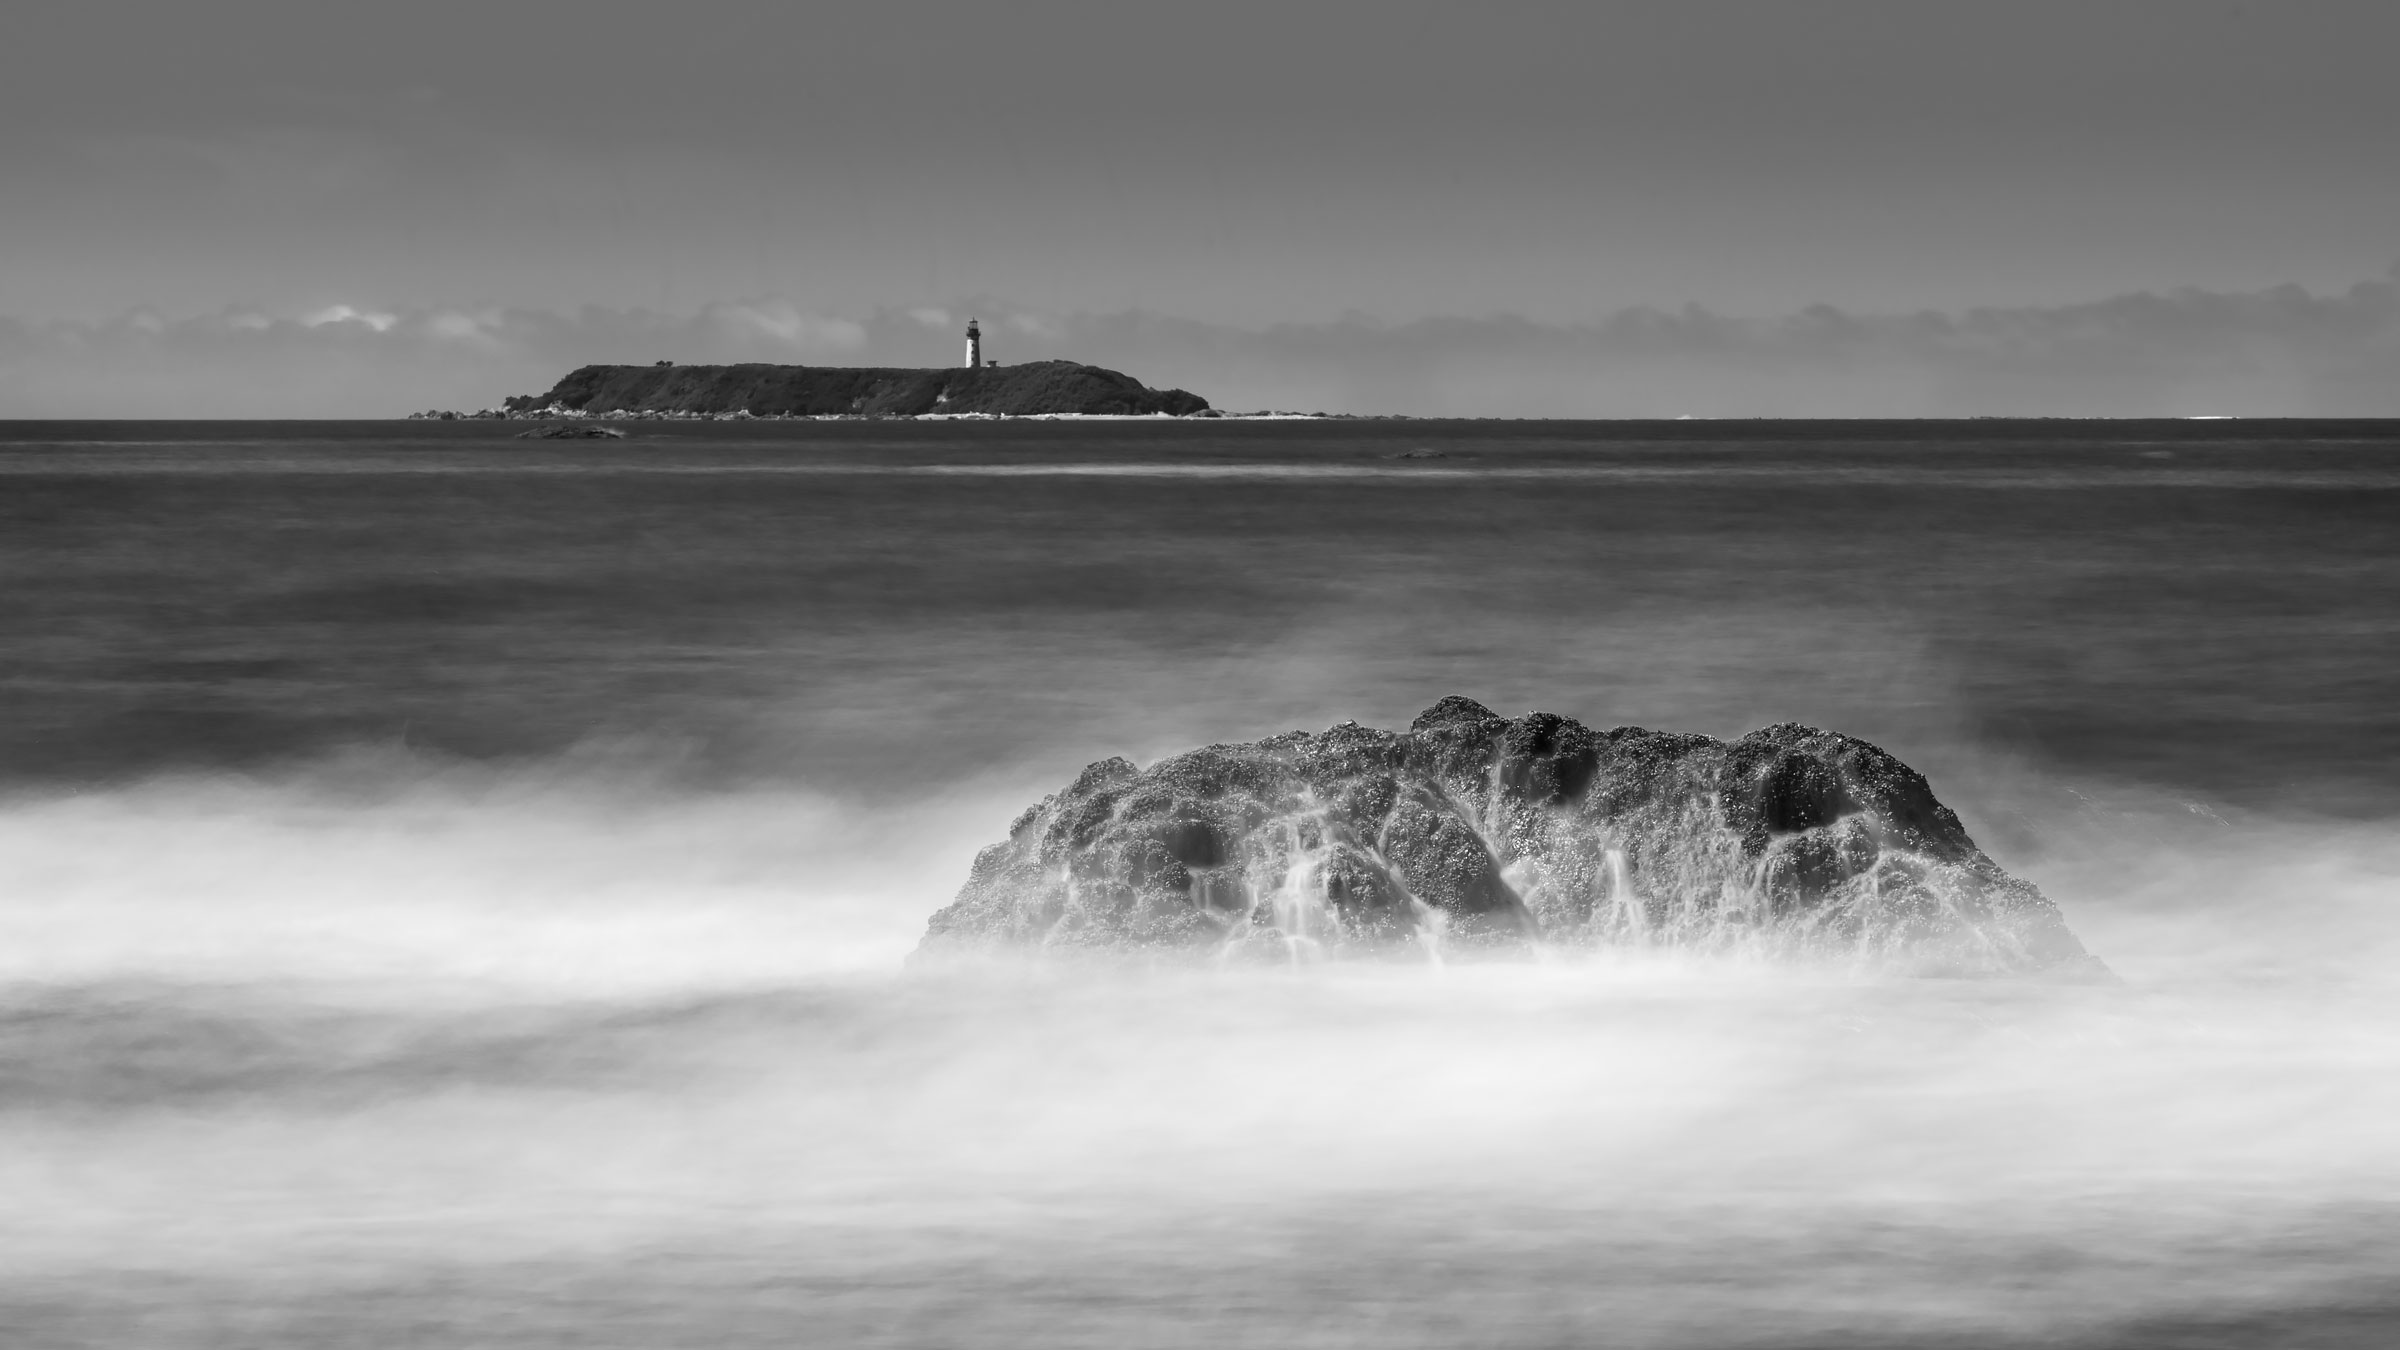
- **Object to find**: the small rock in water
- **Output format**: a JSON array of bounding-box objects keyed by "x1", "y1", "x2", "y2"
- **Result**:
[
  {"x1": 514, "y1": 424, "x2": 626, "y2": 440},
  {"x1": 917, "y1": 697, "x2": 2101, "y2": 975}
]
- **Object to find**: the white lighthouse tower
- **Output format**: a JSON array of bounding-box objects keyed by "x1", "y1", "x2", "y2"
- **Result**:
[{"x1": 964, "y1": 318, "x2": 983, "y2": 369}]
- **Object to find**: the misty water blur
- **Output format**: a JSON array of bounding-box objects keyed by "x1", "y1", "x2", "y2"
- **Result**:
[{"x1": 2, "y1": 420, "x2": 2395, "y2": 1346}]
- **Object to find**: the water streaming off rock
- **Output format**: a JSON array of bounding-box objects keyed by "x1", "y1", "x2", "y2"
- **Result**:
[{"x1": 2, "y1": 419, "x2": 2396, "y2": 1346}]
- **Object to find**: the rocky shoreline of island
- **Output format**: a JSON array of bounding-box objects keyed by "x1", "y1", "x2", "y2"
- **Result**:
[
  {"x1": 408, "y1": 406, "x2": 1396, "y2": 422},
  {"x1": 410, "y1": 406, "x2": 1394, "y2": 421}
]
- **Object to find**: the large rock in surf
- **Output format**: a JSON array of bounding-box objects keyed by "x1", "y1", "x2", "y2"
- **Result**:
[{"x1": 919, "y1": 698, "x2": 2097, "y2": 974}]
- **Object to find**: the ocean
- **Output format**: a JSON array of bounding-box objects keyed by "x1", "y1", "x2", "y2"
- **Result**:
[{"x1": 2, "y1": 418, "x2": 2396, "y2": 1347}]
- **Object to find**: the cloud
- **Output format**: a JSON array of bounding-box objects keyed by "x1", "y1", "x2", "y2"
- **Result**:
[
  {"x1": 997, "y1": 280, "x2": 2400, "y2": 417},
  {"x1": 303, "y1": 304, "x2": 399, "y2": 332},
  {"x1": 3, "y1": 275, "x2": 2397, "y2": 418},
  {"x1": 0, "y1": 303, "x2": 888, "y2": 417},
  {"x1": 695, "y1": 301, "x2": 866, "y2": 353}
]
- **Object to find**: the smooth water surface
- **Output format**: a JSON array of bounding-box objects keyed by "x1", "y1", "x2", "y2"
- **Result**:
[{"x1": 2, "y1": 418, "x2": 2396, "y2": 1347}]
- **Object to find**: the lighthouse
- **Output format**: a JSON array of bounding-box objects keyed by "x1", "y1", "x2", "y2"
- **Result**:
[{"x1": 964, "y1": 319, "x2": 982, "y2": 369}]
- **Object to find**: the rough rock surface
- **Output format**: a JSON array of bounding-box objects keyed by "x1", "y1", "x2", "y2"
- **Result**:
[
  {"x1": 919, "y1": 698, "x2": 2098, "y2": 974},
  {"x1": 507, "y1": 360, "x2": 1209, "y2": 417}
]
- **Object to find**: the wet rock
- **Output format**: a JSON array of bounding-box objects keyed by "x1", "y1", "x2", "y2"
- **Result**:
[{"x1": 916, "y1": 699, "x2": 2100, "y2": 974}]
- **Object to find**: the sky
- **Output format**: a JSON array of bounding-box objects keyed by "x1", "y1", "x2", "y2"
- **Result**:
[{"x1": 4, "y1": 0, "x2": 2398, "y2": 416}]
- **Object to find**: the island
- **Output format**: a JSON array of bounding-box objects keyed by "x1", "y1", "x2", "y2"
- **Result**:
[{"x1": 495, "y1": 359, "x2": 1211, "y2": 419}]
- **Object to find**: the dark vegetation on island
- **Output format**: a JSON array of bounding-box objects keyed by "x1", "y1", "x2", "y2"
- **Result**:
[
  {"x1": 921, "y1": 697, "x2": 2100, "y2": 975},
  {"x1": 489, "y1": 360, "x2": 1212, "y2": 419}
]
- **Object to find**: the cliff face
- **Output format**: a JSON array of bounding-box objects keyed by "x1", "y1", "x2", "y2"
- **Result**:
[
  {"x1": 919, "y1": 697, "x2": 2100, "y2": 975},
  {"x1": 509, "y1": 360, "x2": 1209, "y2": 417}
]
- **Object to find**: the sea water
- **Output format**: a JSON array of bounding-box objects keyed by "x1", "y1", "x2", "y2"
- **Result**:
[{"x1": 1, "y1": 419, "x2": 2395, "y2": 1346}]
